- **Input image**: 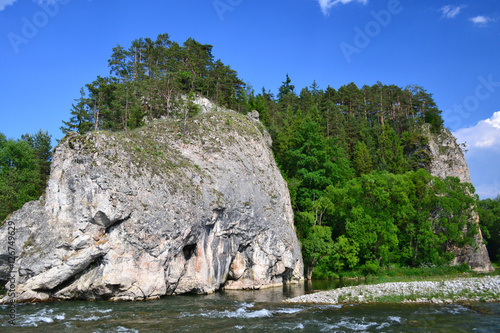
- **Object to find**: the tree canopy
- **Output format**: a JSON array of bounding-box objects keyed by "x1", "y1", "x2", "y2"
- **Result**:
[{"x1": 61, "y1": 34, "x2": 245, "y2": 134}]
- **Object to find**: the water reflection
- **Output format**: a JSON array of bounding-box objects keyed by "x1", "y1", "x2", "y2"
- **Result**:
[
  {"x1": 306, "y1": 278, "x2": 367, "y2": 292},
  {"x1": 219, "y1": 278, "x2": 366, "y2": 303}
]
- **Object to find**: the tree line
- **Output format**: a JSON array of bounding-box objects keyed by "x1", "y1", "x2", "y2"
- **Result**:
[{"x1": 61, "y1": 33, "x2": 245, "y2": 134}]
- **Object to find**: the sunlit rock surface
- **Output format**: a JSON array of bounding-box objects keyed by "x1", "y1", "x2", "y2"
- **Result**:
[{"x1": 0, "y1": 108, "x2": 303, "y2": 303}]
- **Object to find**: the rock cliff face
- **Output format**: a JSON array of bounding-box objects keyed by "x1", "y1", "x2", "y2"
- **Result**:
[
  {"x1": 0, "y1": 109, "x2": 303, "y2": 303},
  {"x1": 423, "y1": 125, "x2": 494, "y2": 273}
]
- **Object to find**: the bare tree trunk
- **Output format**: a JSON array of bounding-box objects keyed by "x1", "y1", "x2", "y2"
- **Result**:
[
  {"x1": 183, "y1": 106, "x2": 188, "y2": 135},
  {"x1": 94, "y1": 103, "x2": 99, "y2": 131},
  {"x1": 326, "y1": 113, "x2": 330, "y2": 138},
  {"x1": 306, "y1": 266, "x2": 314, "y2": 280}
]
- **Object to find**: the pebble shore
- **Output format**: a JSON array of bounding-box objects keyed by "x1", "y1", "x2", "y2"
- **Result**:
[{"x1": 284, "y1": 276, "x2": 500, "y2": 305}]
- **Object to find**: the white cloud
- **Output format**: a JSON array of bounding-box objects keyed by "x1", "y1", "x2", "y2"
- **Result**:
[
  {"x1": 454, "y1": 112, "x2": 500, "y2": 199},
  {"x1": 317, "y1": 0, "x2": 368, "y2": 16},
  {"x1": 439, "y1": 5, "x2": 466, "y2": 19},
  {"x1": 33, "y1": 0, "x2": 58, "y2": 4},
  {"x1": 470, "y1": 15, "x2": 494, "y2": 25},
  {"x1": 475, "y1": 182, "x2": 500, "y2": 200},
  {"x1": 486, "y1": 112, "x2": 500, "y2": 129},
  {"x1": 0, "y1": 0, "x2": 17, "y2": 11},
  {"x1": 454, "y1": 111, "x2": 500, "y2": 151}
]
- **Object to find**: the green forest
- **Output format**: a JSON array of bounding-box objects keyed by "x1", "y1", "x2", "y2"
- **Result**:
[
  {"x1": 0, "y1": 130, "x2": 52, "y2": 222},
  {"x1": 2, "y1": 33, "x2": 499, "y2": 278}
]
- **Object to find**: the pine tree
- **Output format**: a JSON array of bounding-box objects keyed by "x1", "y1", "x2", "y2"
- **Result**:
[
  {"x1": 60, "y1": 88, "x2": 94, "y2": 135},
  {"x1": 353, "y1": 142, "x2": 373, "y2": 176},
  {"x1": 377, "y1": 125, "x2": 407, "y2": 174}
]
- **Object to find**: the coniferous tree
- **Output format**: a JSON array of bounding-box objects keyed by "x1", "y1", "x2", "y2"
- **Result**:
[
  {"x1": 353, "y1": 142, "x2": 373, "y2": 176},
  {"x1": 61, "y1": 88, "x2": 94, "y2": 135},
  {"x1": 377, "y1": 125, "x2": 407, "y2": 174}
]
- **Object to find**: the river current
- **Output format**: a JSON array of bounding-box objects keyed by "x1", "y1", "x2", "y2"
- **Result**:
[{"x1": 2, "y1": 280, "x2": 500, "y2": 332}]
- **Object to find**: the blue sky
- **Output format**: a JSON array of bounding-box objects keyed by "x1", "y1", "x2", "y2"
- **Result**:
[{"x1": 0, "y1": 0, "x2": 499, "y2": 198}]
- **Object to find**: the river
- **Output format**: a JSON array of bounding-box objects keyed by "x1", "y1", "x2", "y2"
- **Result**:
[{"x1": 2, "y1": 280, "x2": 500, "y2": 332}]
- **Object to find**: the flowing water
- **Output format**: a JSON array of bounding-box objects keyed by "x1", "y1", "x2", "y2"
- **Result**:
[{"x1": 2, "y1": 280, "x2": 500, "y2": 332}]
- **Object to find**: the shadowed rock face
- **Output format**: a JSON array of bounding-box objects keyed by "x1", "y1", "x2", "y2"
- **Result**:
[
  {"x1": 423, "y1": 125, "x2": 494, "y2": 273},
  {"x1": 0, "y1": 110, "x2": 303, "y2": 303}
]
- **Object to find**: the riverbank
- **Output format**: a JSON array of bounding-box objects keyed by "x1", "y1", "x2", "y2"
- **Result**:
[{"x1": 284, "y1": 276, "x2": 500, "y2": 305}]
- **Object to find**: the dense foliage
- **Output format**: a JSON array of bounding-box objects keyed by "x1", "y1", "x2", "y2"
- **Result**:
[
  {"x1": 0, "y1": 130, "x2": 52, "y2": 222},
  {"x1": 246, "y1": 73, "x2": 482, "y2": 278},
  {"x1": 319, "y1": 171, "x2": 476, "y2": 277},
  {"x1": 478, "y1": 196, "x2": 500, "y2": 263}
]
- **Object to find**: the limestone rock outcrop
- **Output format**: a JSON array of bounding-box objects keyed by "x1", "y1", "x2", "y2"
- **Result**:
[
  {"x1": 423, "y1": 125, "x2": 494, "y2": 273},
  {"x1": 0, "y1": 109, "x2": 303, "y2": 303}
]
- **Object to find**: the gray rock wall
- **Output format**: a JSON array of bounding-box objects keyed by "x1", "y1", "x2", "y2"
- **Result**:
[
  {"x1": 423, "y1": 125, "x2": 494, "y2": 272},
  {"x1": 0, "y1": 110, "x2": 303, "y2": 303}
]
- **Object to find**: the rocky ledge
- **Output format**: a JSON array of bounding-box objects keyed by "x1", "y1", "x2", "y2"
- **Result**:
[
  {"x1": 0, "y1": 108, "x2": 303, "y2": 303},
  {"x1": 284, "y1": 276, "x2": 500, "y2": 305}
]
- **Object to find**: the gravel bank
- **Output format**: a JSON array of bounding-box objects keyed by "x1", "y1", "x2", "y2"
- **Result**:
[{"x1": 284, "y1": 276, "x2": 500, "y2": 305}]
